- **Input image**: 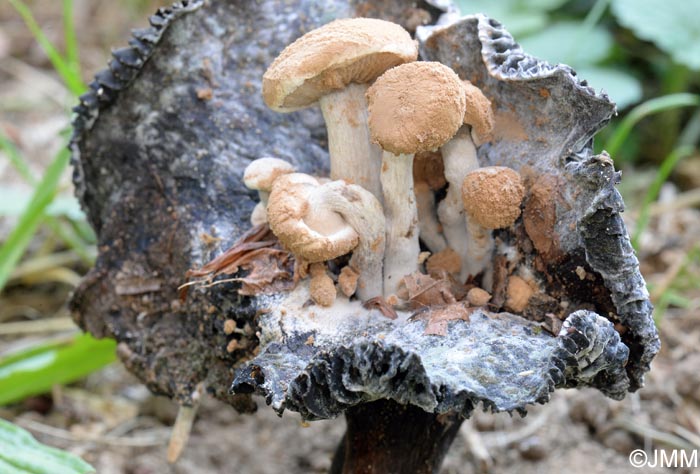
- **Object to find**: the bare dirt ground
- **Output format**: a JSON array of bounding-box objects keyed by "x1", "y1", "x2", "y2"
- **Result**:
[{"x1": 1, "y1": 1, "x2": 699, "y2": 473}]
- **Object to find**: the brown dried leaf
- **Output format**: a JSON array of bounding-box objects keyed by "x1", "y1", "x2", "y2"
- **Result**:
[
  {"x1": 363, "y1": 296, "x2": 398, "y2": 320},
  {"x1": 399, "y1": 272, "x2": 457, "y2": 310},
  {"x1": 237, "y1": 249, "x2": 294, "y2": 296},
  {"x1": 423, "y1": 303, "x2": 475, "y2": 336}
]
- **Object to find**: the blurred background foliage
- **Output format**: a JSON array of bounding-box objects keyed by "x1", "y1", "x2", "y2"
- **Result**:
[{"x1": 0, "y1": 0, "x2": 698, "y2": 467}]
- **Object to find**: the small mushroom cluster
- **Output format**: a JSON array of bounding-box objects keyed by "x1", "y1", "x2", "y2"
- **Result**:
[{"x1": 242, "y1": 18, "x2": 528, "y2": 312}]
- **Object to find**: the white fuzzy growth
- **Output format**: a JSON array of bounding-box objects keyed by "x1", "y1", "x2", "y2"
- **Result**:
[
  {"x1": 381, "y1": 152, "x2": 419, "y2": 296},
  {"x1": 438, "y1": 128, "x2": 480, "y2": 282},
  {"x1": 319, "y1": 84, "x2": 383, "y2": 201}
]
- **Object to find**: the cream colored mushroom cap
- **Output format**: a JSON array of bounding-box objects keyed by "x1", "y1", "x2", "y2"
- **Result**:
[
  {"x1": 462, "y1": 80, "x2": 495, "y2": 145},
  {"x1": 461, "y1": 166, "x2": 525, "y2": 229},
  {"x1": 267, "y1": 173, "x2": 359, "y2": 262},
  {"x1": 243, "y1": 157, "x2": 295, "y2": 191},
  {"x1": 262, "y1": 18, "x2": 418, "y2": 112},
  {"x1": 367, "y1": 62, "x2": 467, "y2": 155}
]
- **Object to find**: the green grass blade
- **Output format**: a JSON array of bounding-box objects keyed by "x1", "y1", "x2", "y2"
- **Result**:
[
  {"x1": 632, "y1": 146, "x2": 694, "y2": 249},
  {"x1": 0, "y1": 132, "x2": 35, "y2": 184},
  {"x1": 0, "y1": 333, "x2": 116, "y2": 406},
  {"x1": 605, "y1": 93, "x2": 700, "y2": 159},
  {"x1": 62, "y1": 0, "x2": 81, "y2": 81},
  {"x1": 8, "y1": 0, "x2": 86, "y2": 96},
  {"x1": 0, "y1": 418, "x2": 96, "y2": 474},
  {"x1": 0, "y1": 148, "x2": 70, "y2": 291}
]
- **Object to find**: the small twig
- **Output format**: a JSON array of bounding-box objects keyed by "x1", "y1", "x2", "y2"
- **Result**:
[
  {"x1": 612, "y1": 415, "x2": 697, "y2": 451},
  {"x1": 167, "y1": 384, "x2": 204, "y2": 463},
  {"x1": 461, "y1": 423, "x2": 492, "y2": 472},
  {"x1": 0, "y1": 317, "x2": 77, "y2": 335},
  {"x1": 16, "y1": 418, "x2": 169, "y2": 447}
]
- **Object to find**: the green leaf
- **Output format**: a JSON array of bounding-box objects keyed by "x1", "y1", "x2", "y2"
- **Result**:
[
  {"x1": 0, "y1": 418, "x2": 95, "y2": 474},
  {"x1": 604, "y1": 93, "x2": 700, "y2": 158},
  {"x1": 0, "y1": 148, "x2": 70, "y2": 291},
  {"x1": 7, "y1": 0, "x2": 86, "y2": 96},
  {"x1": 518, "y1": 21, "x2": 614, "y2": 67},
  {"x1": 612, "y1": 0, "x2": 700, "y2": 70},
  {"x1": 0, "y1": 333, "x2": 116, "y2": 406},
  {"x1": 632, "y1": 146, "x2": 694, "y2": 249},
  {"x1": 575, "y1": 67, "x2": 643, "y2": 109}
]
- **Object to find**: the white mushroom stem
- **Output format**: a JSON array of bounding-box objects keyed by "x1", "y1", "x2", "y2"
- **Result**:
[
  {"x1": 250, "y1": 202, "x2": 267, "y2": 226},
  {"x1": 319, "y1": 83, "x2": 383, "y2": 200},
  {"x1": 437, "y1": 128, "x2": 480, "y2": 282},
  {"x1": 381, "y1": 152, "x2": 419, "y2": 297},
  {"x1": 464, "y1": 219, "x2": 494, "y2": 289},
  {"x1": 307, "y1": 180, "x2": 386, "y2": 300},
  {"x1": 415, "y1": 181, "x2": 447, "y2": 253}
]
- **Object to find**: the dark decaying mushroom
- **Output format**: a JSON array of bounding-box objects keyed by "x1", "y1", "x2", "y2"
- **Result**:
[{"x1": 69, "y1": 1, "x2": 659, "y2": 472}]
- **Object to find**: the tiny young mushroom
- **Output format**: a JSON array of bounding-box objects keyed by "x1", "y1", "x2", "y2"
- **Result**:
[
  {"x1": 461, "y1": 166, "x2": 525, "y2": 288},
  {"x1": 437, "y1": 81, "x2": 495, "y2": 282},
  {"x1": 266, "y1": 173, "x2": 385, "y2": 300},
  {"x1": 243, "y1": 157, "x2": 295, "y2": 224},
  {"x1": 262, "y1": 18, "x2": 417, "y2": 200},
  {"x1": 309, "y1": 262, "x2": 337, "y2": 307},
  {"x1": 367, "y1": 61, "x2": 466, "y2": 297}
]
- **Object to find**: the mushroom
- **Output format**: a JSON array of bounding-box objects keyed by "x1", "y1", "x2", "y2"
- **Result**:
[
  {"x1": 461, "y1": 166, "x2": 525, "y2": 285},
  {"x1": 309, "y1": 263, "x2": 336, "y2": 307},
  {"x1": 413, "y1": 151, "x2": 448, "y2": 253},
  {"x1": 367, "y1": 61, "x2": 466, "y2": 296},
  {"x1": 243, "y1": 157, "x2": 295, "y2": 224},
  {"x1": 262, "y1": 18, "x2": 417, "y2": 200},
  {"x1": 437, "y1": 81, "x2": 495, "y2": 282},
  {"x1": 266, "y1": 173, "x2": 385, "y2": 300}
]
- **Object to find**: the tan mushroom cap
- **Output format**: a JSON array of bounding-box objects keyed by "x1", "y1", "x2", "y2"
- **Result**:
[
  {"x1": 263, "y1": 18, "x2": 418, "y2": 112},
  {"x1": 462, "y1": 81, "x2": 495, "y2": 145},
  {"x1": 367, "y1": 62, "x2": 467, "y2": 155},
  {"x1": 243, "y1": 157, "x2": 295, "y2": 191},
  {"x1": 461, "y1": 166, "x2": 525, "y2": 229},
  {"x1": 267, "y1": 173, "x2": 359, "y2": 262}
]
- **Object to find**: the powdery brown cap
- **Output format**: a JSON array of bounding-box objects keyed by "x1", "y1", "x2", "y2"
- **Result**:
[
  {"x1": 505, "y1": 275, "x2": 534, "y2": 313},
  {"x1": 462, "y1": 81, "x2": 495, "y2": 145},
  {"x1": 461, "y1": 166, "x2": 525, "y2": 229},
  {"x1": 367, "y1": 62, "x2": 467, "y2": 155},
  {"x1": 466, "y1": 287, "x2": 491, "y2": 307},
  {"x1": 243, "y1": 157, "x2": 295, "y2": 191},
  {"x1": 262, "y1": 18, "x2": 417, "y2": 112},
  {"x1": 309, "y1": 263, "x2": 337, "y2": 307},
  {"x1": 267, "y1": 174, "x2": 359, "y2": 262}
]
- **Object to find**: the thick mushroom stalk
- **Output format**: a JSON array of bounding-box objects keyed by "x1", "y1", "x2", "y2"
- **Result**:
[
  {"x1": 318, "y1": 83, "x2": 382, "y2": 198},
  {"x1": 267, "y1": 173, "x2": 385, "y2": 300},
  {"x1": 367, "y1": 62, "x2": 466, "y2": 296},
  {"x1": 438, "y1": 81, "x2": 495, "y2": 282},
  {"x1": 461, "y1": 166, "x2": 525, "y2": 286},
  {"x1": 262, "y1": 18, "x2": 417, "y2": 200},
  {"x1": 414, "y1": 151, "x2": 448, "y2": 253}
]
